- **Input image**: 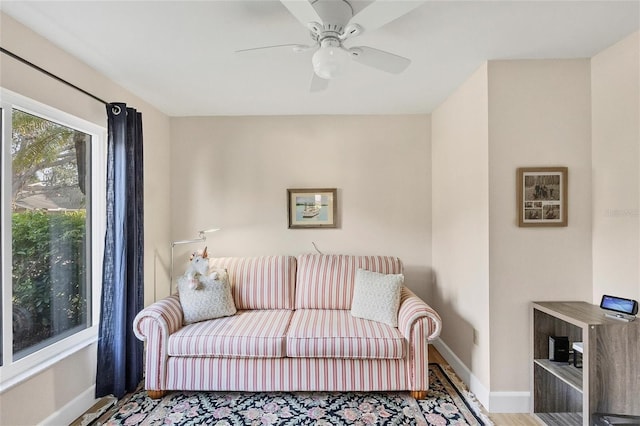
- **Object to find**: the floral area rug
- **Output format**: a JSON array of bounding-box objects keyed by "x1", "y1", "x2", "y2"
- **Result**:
[{"x1": 92, "y1": 364, "x2": 492, "y2": 425}]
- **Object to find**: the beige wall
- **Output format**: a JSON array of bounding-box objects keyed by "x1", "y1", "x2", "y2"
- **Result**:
[
  {"x1": 432, "y1": 59, "x2": 593, "y2": 411},
  {"x1": 169, "y1": 115, "x2": 433, "y2": 301},
  {"x1": 591, "y1": 32, "x2": 640, "y2": 302},
  {"x1": 0, "y1": 346, "x2": 97, "y2": 426},
  {"x1": 487, "y1": 60, "x2": 593, "y2": 394},
  {"x1": 0, "y1": 12, "x2": 171, "y2": 425},
  {"x1": 431, "y1": 64, "x2": 491, "y2": 391}
]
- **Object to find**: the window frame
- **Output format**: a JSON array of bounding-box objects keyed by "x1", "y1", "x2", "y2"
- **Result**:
[{"x1": 0, "y1": 88, "x2": 106, "y2": 392}]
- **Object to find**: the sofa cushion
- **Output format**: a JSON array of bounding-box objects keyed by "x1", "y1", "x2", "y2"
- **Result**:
[
  {"x1": 209, "y1": 256, "x2": 296, "y2": 310},
  {"x1": 286, "y1": 309, "x2": 405, "y2": 359},
  {"x1": 351, "y1": 269, "x2": 403, "y2": 327},
  {"x1": 168, "y1": 310, "x2": 293, "y2": 358},
  {"x1": 295, "y1": 254, "x2": 403, "y2": 309}
]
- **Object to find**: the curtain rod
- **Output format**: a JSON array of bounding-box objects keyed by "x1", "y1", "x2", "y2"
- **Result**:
[{"x1": 1, "y1": 46, "x2": 108, "y2": 106}]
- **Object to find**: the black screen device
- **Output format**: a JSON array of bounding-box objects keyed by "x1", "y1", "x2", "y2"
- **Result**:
[
  {"x1": 600, "y1": 295, "x2": 638, "y2": 316},
  {"x1": 549, "y1": 336, "x2": 569, "y2": 362}
]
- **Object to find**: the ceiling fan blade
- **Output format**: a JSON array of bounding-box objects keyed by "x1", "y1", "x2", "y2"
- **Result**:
[
  {"x1": 310, "y1": 73, "x2": 329, "y2": 92},
  {"x1": 235, "y1": 43, "x2": 312, "y2": 53},
  {"x1": 349, "y1": 46, "x2": 411, "y2": 74},
  {"x1": 280, "y1": 0, "x2": 322, "y2": 26},
  {"x1": 350, "y1": 0, "x2": 425, "y2": 33}
]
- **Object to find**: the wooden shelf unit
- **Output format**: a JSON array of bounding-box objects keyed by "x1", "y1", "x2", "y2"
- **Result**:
[{"x1": 531, "y1": 301, "x2": 640, "y2": 426}]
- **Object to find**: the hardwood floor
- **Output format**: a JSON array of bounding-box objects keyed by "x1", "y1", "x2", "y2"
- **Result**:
[
  {"x1": 428, "y1": 345, "x2": 543, "y2": 426},
  {"x1": 489, "y1": 413, "x2": 544, "y2": 425}
]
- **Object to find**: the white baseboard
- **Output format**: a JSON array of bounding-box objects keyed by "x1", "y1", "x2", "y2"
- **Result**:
[
  {"x1": 431, "y1": 339, "x2": 490, "y2": 408},
  {"x1": 431, "y1": 338, "x2": 530, "y2": 414},
  {"x1": 39, "y1": 385, "x2": 98, "y2": 426},
  {"x1": 488, "y1": 391, "x2": 530, "y2": 413}
]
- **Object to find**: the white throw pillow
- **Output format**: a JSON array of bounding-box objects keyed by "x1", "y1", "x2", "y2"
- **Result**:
[
  {"x1": 351, "y1": 268, "x2": 403, "y2": 327},
  {"x1": 178, "y1": 269, "x2": 236, "y2": 324}
]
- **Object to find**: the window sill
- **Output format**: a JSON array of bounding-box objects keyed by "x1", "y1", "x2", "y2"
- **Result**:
[{"x1": 0, "y1": 334, "x2": 98, "y2": 394}]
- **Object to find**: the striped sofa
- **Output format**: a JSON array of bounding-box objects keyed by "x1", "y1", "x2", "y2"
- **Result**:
[{"x1": 133, "y1": 254, "x2": 442, "y2": 399}]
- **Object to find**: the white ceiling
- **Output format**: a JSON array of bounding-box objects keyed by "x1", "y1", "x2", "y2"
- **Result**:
[{"x1": 2, "y1": 1, "x2": 639, "y2": 116}]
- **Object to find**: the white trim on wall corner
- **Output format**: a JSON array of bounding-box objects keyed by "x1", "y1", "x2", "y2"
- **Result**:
[
  {"x1": 431, "y1": 338, "x2": 530, "y2": 414},
  {"x1": 39, "y1": 385, "x2": 98, "y2": 426}
]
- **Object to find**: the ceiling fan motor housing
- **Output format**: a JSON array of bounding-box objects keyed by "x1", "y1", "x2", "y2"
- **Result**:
[{"x1": 310, "y1": 0, "x2": 354, "y2": 38}]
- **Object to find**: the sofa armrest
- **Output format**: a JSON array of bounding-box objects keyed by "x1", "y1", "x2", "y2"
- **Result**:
[
  {"x1": 398, "y1": 287, "x2": 442, "y2": 392},
  {"x1": 133, "y1": 294, "x2": 183, "y2": 391},
  {"x1": 398, "y1": 287, "x2": 442, "y2": 341},
  {"x1": 133, "y1": 294, "x2": 184, "y2": 340}
]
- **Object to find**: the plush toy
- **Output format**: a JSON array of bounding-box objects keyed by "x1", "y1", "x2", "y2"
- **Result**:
[{"x1": 180, "y1": 246, "x2": 218, "y2": 290}]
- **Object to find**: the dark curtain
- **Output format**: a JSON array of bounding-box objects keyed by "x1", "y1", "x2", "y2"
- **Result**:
[{"x1": 96, "y1": 103, "x2": 144, "y2": 398}]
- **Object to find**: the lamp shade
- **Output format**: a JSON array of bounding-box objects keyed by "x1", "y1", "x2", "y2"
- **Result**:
[{"x1": 312, "y1": 45, "x2": 350, "y2": 79}]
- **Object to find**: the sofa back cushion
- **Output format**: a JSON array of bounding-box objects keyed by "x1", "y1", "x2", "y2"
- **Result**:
[
  {"x1": 295, "y1": 254, "x2": 403, "y2": 309},
  {"x1": 209, "y1": 256, "x2": 296, "y2": 310}
]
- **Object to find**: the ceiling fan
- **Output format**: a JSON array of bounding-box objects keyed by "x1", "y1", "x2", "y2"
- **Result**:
[{"x1": 237, "y1": 0, "x2": 425, "y2": 92}]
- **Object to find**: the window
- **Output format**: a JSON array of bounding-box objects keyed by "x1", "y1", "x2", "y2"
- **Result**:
[{"x1": 1, "y1": 89, "x2": 106, "y2": 390}]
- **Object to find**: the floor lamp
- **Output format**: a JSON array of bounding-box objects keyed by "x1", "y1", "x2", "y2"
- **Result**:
[{"x1": 170, "y1": 228, "x2": 219, "y2": 294}]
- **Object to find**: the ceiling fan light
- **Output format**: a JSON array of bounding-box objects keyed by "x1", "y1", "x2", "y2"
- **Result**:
[{"x1": 312, "y1": 45, "x2": 349, "y2": 79}]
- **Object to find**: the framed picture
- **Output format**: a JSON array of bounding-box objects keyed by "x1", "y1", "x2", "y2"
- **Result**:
[
  {"x1": 287, "y1": 188, "x2": 337, "y2": 229},
  {"x1": 517, "y1": 167, "x2": 567, "y2": 227}
]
